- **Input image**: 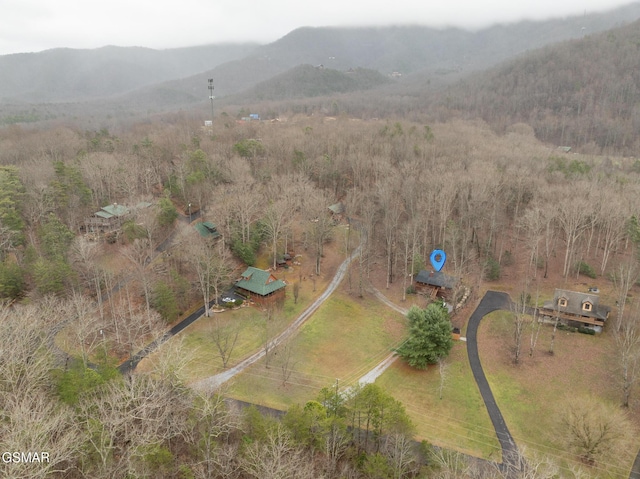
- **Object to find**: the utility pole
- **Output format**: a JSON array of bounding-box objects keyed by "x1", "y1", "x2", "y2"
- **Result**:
[{"x1": 208, "y1": 78, "x2": 215, "y2": 136}]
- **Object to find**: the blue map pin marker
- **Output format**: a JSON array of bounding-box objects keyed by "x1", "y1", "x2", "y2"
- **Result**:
[{"x1": 430, "y1": 249, "x2": 446, "y2": 272}]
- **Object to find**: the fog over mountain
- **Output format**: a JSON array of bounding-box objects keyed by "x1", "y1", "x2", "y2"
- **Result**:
[{"x1": 0, "y1": 1, "x2": 639, "y2": 126}]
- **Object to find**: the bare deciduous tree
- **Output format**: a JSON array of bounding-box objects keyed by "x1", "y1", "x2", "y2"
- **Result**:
[
  {"x1": 78, "y1": 374, "x2": 191, "y2": 478},
  {"x1": 511, "y1": 294, "x2": 530, "y2": 365},
  {"x1": 383, "y1": 432, "x2": 418, "y2": 479},
  {"x1": 558, "y1": 396, "x2": 635, "y2": 466},
  {"x1": 191, "y1": 389, "x2": 241, "y2": 478},
  {"x1": 613, "y1": 261, "x2": 639, "y2": 331},
  {"x1": 556, "y1": 192, "x2": 593, "y2": 278},
  {"x1": 263, "y1": 198, "x2": 293, "y2": 270},
  {"x1": 613, "y1": 302, "x2": 640, "y2": 407},
  {"x1": 121, "y1": 238, "x2": 153, "y2": 316},
  {"x1": 211, "y1": 316, "x2": 240, "y2": 369},
  {"x1": 278, "y1": 342, "x2": 297, "y2": 387},
  {"x1": 240, "y1": 424, "x2": 318, "y2": 479},
  {"x1": 186, "y1": 233, "x2": 231, "y2": 317}
]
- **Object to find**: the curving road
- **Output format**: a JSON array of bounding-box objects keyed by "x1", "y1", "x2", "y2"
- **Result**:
[
  {"x1": 364, "y1": 288, "x2": 520, "y2": 470},
  {"x1": 192, "y1": 244, "x2": 362, "y2": 391}
]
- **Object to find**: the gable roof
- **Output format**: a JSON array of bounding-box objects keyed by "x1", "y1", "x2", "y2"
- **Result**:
[
  {"x1": 101, "y1": 204, "x2": 129, "y2": 217},
  {"x1": 235, "y1": 267, "x2": 286, "y2": 296},
  {"x1": 414, "y1": 270, "x2": 458, "y2": 289},
  {"x1": 328, "y1": 202, "x2": 345, "y2": 214},
  {"x1": 543, "y1": 289, "x2": 610, "y2": 321},
  {"x1": 194, "y1": 221, "x2": 221, "y2": 239}
]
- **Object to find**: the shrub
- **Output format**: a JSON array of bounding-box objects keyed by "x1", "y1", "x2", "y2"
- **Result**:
[
  {"x1": 484, "y1": 257, "x2": 501, "y2": 281},
  {"x1": 406, "y1": 284, "x2": 416, "y2": 295},
  {"x1": 576, "y1": 261, "x2": 597, "y2": 279},
  {"x1": 557, "y1": 323, "x2": 577, "y2": 332},
  {"x1": 578, "y1": 326, "x2": 596, "y2": 335},
  {"x1": 502, "y1": 250, "x2": 514, "y2": 266},
  {"x1": 157, "y1": 197, "x2": 178, "y2": 227},
  {"x1": 151, "y1": 281, "x2": 179, "y2": 322},
  {"x1": 233, "y1": 139, "x2": 265, "y2": 158},
  {"x1": 518, "y1": 291, "x2": 532, "y2": 306},
  {"x1": 231, "y1": 239, "x2": 256, "y2": 266}
]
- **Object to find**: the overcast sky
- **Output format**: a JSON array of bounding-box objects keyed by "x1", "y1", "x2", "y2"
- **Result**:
[{"x1": 0, "y1": 0, "x2": 635, "y2": 56}]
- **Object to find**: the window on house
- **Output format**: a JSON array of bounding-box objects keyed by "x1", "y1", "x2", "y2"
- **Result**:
[
  {"x1": 583, "y1": 302, "x2": 592, "y2": 311},
  {"x1": 558, "y1": 298, "x2": 567, "y2": 307}
]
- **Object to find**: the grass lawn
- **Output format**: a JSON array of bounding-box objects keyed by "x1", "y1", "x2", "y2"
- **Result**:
[
  {"x1": 479, "y1": 310, "x2": 638, "y2": 478},
  {"x1": 138, "y1": 259, "x2": 336, "y2": 380},
  {"x1": 227, "y1": 290, "x2": 407, "y2": 410},
  {"x1": 376, "y1": 343, "x2": 502, "y2": 461}
]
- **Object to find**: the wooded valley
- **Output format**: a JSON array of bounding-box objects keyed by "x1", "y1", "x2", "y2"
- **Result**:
[{"x1": 1, "y1": 7, "x2": 640, "y2": 479}]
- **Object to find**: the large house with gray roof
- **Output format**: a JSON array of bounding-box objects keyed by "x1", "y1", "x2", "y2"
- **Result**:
[{"x1": 540, "y1": 289, "x2": 611, "y2": 331}]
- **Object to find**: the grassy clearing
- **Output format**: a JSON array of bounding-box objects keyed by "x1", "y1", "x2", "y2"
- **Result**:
[
  {"x1": 376, "y1": 343, "x2": 501, "y2": 461},
  {"x1": 139, "y1": 258, "x2": 334, "y2": 380},
  {"x1": 479, "y1": 310, "x2": 637, "y2": 478},
  {"x1": 227, "y1": 290, "x2": 407, "y2": 410}
]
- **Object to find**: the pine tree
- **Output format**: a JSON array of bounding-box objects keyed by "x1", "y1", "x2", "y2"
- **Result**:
[{"x1": 395, "y1": 303, "x2": 453, "y2": 369}]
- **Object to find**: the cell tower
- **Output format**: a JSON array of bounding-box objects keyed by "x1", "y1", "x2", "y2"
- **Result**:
[{"x1": 207, "y1": 78, "x2": 215, "y2": 135}]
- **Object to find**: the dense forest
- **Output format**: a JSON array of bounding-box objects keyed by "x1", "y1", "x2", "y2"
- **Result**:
[{"x1": 439, "y1": 18, "x2": 640, "y2": 155}]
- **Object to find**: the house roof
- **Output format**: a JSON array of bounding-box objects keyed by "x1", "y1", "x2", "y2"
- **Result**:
[
  {"x1": 95, "y1": 210, "x2": 114, "y2": 219},
  {"x1": 194, "y1": 221, "x2": 220, "y2": 239},
  {"x1": 235, "y1": 267, "x2": 286, "y2": 296},
  {"x1": 543, "y1": 289, "x2": 611, "y2": 321},
  {"x1": 328, "y1": 203, "x2": 345, "y2": 214},
  {"x1": 415, "y1": 270, "x2": 458, "y2": 289},
  {"x1": 101, "y1": 204, "x2": 129, "y2": 217}
]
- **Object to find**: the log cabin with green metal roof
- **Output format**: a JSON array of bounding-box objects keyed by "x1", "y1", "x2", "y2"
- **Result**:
[
  {"x1": 234, "y1": 266, "x2": 286, "y2": 305},
  {"x1": 193, "y1": 221, "x2": 221, "y2": 240}
]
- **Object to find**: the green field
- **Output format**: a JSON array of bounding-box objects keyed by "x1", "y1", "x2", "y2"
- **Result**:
[
  {"x1": 227, "y1": 290, "x2": 407, "y2": 409},
  {"x1": 479, "y1": 310, "x2": 636, "y2": 478},
  {"x1": 376, "y1": 343, "x2": 501, "y2": 460}
]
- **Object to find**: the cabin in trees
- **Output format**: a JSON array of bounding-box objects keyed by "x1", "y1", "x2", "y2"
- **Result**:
[
  {"x1": 414, "y1": 270, "x2": 459, "y2": 301},
  {"x1": 83, "y1": 203, "x2": 130, "y2": 233},
  {"x1": 234, "y1": 267, "x2": 286, "y2": 305},
  {"x1": 328, "y1": 202, "x2": 345, "y2": 223},
  {"x1": 540, "y1": 289, "x2": 611, "y2": 332},
  {"x1": 83, "y1": 201, "x2": 152, "y2": 235},
  {"x1": 193, "y1": 221, "x2": 221, "y2": 240}
]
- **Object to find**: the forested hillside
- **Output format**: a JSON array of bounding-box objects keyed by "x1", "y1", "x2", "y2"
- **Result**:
[
  {"x1": 235, "y1": 65, "x2": 392, "y2": 101},
  {"x1": 0, "y1": 43, "x2": 258, "y2": 103},
  {"x1": 2, "y1": 2, "x2": 640, "y2": 110},
  {"x1": 437, "y1": 19, "x2": 640, "y2": 155}
]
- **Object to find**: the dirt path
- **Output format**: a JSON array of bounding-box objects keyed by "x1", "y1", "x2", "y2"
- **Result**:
[
  {"x1": 193, "y1": 244, "x2": 362, "y2": 392},
  {"x1": 349, "y1": 287, "x2": 410, "y2": 386}
]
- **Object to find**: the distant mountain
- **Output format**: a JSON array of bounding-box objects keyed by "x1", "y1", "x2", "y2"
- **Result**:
[
  {"x1": 232, "y1": 65, "x2": 392, "y2": 102},
  {"x1": 0, "y1": 43, "x2": 258, "y2": 103},
  {"x1": 112, "y1": 2, "x2": 640, "y2": 110},
  {"x1": 435, "y1": 18, "x2": 640, "y2": 154},
  {"x1": 1, "y1": 2, "x2": 640, "y2": 117}
]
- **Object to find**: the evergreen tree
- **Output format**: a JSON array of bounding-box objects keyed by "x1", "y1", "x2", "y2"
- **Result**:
[{"x1": 396, "y1": 303, "x2": 453, "y2": 369}]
